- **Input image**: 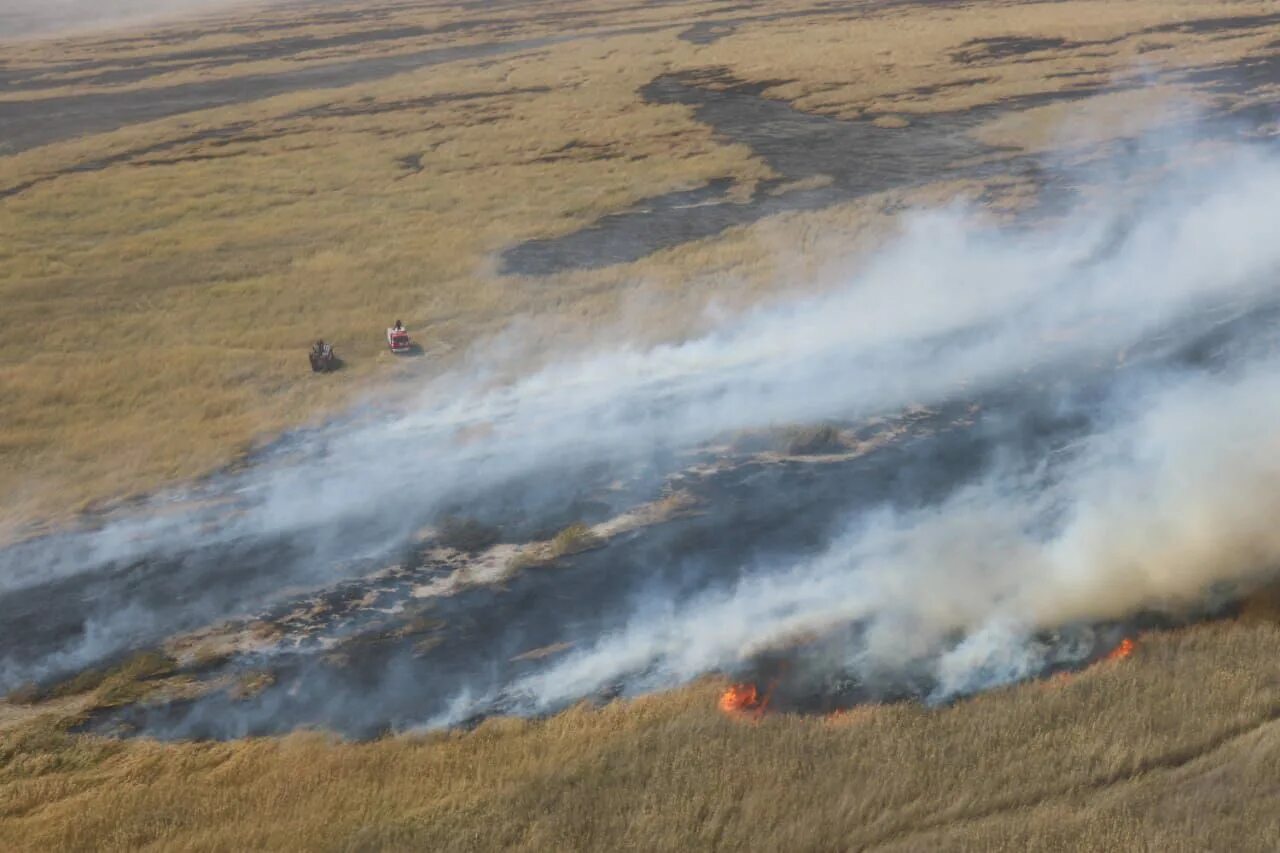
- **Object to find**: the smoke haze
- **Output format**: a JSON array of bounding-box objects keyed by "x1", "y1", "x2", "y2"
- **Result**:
[
  {"x1": 0, "y1": 0, "x2": 260, "y2": 40},
  {"x1": 499, "y1": 360, "x2": 1280, "y2": 718},
  {"x1": 5, "y1": 125, "x2": 1280, "y2": 733},
  {"x1": 20, "y1": 140, "x2": 1280, "y2": 574}
]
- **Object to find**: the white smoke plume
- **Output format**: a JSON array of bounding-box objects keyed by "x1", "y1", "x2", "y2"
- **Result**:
[
  {"x1": 497, "y1": 360, "x2": 1280, "y2": 716},
  {"x1": 6, "y1": 130, "x2": 1280, "y2": 711}
]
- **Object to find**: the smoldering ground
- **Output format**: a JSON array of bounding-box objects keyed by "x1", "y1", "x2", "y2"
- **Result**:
[
  {"x1": 9, "y1": 127, "x2": 1280, "y2": 737},
  {"x1": 505, "y1": 359, "x2": 1280, "y2": 720}
]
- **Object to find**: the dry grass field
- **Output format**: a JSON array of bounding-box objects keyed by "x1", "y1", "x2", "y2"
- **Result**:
[
  {"x1": 1, "y1": 618, "x2": 1278, "y2": 851},
  {"x1": 3, "y1": 0, "x2": 1278, "y2": 529},
  {"x1": 4, "y1": 0, "x2": 1280, "y2": 849}
]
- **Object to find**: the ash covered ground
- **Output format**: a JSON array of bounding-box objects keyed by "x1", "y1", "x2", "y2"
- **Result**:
[{"x1": 7, "y1": 133, "x2": 1280, "y2": 738}]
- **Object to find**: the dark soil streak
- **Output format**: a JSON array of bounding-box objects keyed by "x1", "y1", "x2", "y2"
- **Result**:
[
  {"x1": 0, "y1": 85, "x2": 556, "y2": 200},
  {"x1": 0, "y1": 121, "x2": 279, "y2": 200},
  {"x1": 1139, "y1": 12, "x2": 1280, "y2": 38},
  {"x1": 21, "y1": 8, "x2": 396, "y2": 49},
  {"x1": 674, "y1": 0, "x2": 974, "y2": 46},
  {"x1": 0, "y1": 25, "x2": 672, "y2": 156},
  {"x1": 1, "y1": 4, "x2": 635, "y2": 92},
  {"x1": 499, "y1": 70, "x2": 1109, "y2": 276},
  {"x1": 0, "y1": 26, "x2": 440, "y2": 92},
  {"x1": 501, "y1": 39, "x2": 1280, "y2": 277},
  {"x1": 292, "y1": 85, "x2": 551, "y2": 119}
]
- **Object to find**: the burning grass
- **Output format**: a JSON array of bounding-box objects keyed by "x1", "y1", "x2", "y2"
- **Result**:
[
  {"x1": 0, "y1": 620, "x2": 1277, "y2": 849},
  {"x1": 4, "y1": 1, "x2": 1280, "y2": 844},
  {"x1": 715, "y1": 634, "x2": 1147, "y2": 723},
  {"x1": 717, "y1": 682, "x2": 764, "y2": 716},
  {"x1": 1105, "y1": 636, "x2": 1137, "y2": 661}
]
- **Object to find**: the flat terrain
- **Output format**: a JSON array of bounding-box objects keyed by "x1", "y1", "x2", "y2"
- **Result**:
[
  {"x1": 3, "y1": 0, "x2": 1279, "y2": 529},
  {"x1": 2, "y1": 619, "x2": 1279, "y2": 850},
  {"x1": 3, "y1": 1, "x2": 1280, "y2": 850}
]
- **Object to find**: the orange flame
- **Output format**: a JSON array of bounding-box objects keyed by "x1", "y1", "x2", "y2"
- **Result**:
[
  {"x1": 1105, "y1": 637, "x2": 1136, "y2": 661},
  {"x1": 1043, "y1": 638, "x2": 1138, "y2": 691},
  {"x1": 719, "y1": 683, "x2": 763, "y2": 716}
]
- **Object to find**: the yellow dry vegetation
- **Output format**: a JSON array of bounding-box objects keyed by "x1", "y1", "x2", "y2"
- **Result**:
[
  {"x1": 712, "y1": 0, "x2": 1279, "y2": 118},
  {"x1": 2, "y1": 0, "x2": 1275, "y2": 528},
  {"x1": 0, "y1": 32, "x2": 772, "y2": 527},
  {"x1": 0, "y1": 620, "x2": 1277, "y2": 850},
  {"x1": 1, "y1": 2, "x2": 1278, "y2": 848},
  {"x1": 0, "y1": 0, "x2": 742, "y2": 99}
]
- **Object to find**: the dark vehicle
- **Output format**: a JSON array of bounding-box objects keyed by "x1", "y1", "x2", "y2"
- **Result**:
[{"x1": 310, "y1": 340, "x2": 337, "y2": 372}]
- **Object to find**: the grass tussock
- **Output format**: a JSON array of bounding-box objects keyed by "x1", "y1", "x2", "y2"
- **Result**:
[
  {"x1": 509, "y1": 521, "x2": 605, "y2": 570},
  {"x1": 548, "y1": 522, "x2": 605, "y2": 558},
  {"x1": 0, "y1": 621, "x2": 1277, "y2": 850}
]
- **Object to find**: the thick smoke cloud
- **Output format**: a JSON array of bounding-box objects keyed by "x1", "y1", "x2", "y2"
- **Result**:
[
  {"x1": 496, "y1": 360, "x2": 1280, "y2": 717},
  {"x1": 5, "y1": 128, "x2": 1280, "y2": 716}
]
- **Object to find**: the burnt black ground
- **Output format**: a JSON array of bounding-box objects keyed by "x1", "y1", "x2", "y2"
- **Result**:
[
  {"x1": 0, "y1": 34, "x2": 576, "y2": 156},
  {"x1": 75, "y1": 403, "x2": 1005, "y2": 739},
  {"x1": 3, "y1": 5, "x2": 1280, "y2": 739},
  {"x1": 59, "y1": 291, "x2": 1280, "y2": 740},
  {"x1": 502, "y1": 69, "x2": 1018, "y2": 276},
  {"x1": 500, "y1": 60, "x2": 1280, "y2": 276},
  {"x1": 2, "y1": 201, "x2": 1278, "y2": 737}
]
